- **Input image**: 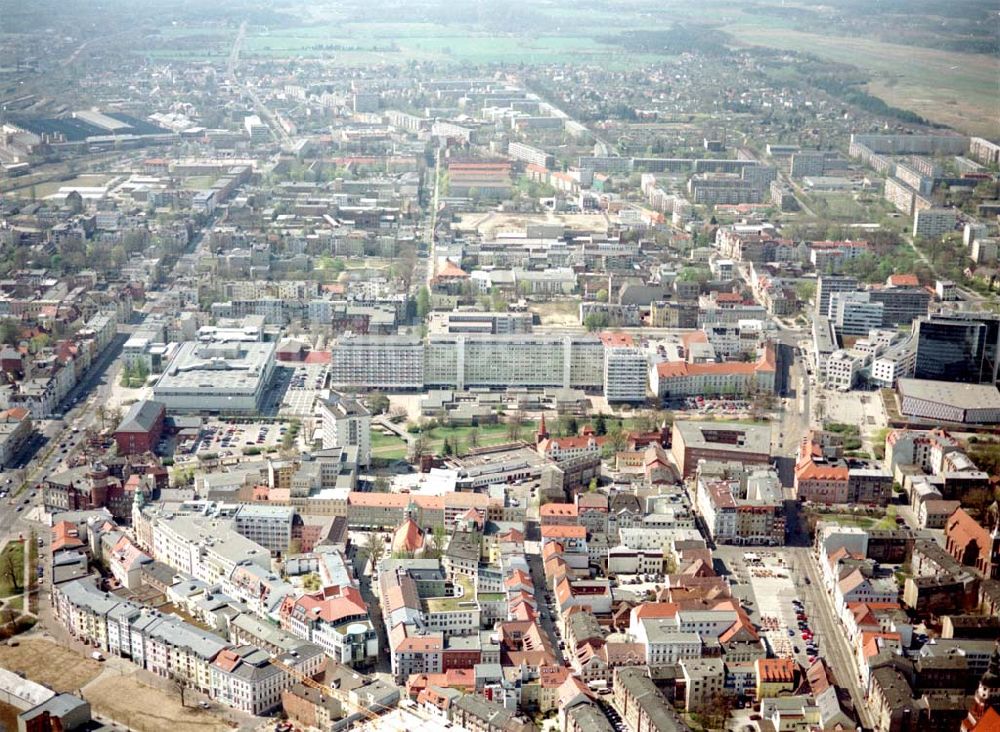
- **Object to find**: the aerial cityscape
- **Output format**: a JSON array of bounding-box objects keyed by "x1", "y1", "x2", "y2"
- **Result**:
[{"x1": 0, "y1": 0, "x2": 998, "y2": 731}]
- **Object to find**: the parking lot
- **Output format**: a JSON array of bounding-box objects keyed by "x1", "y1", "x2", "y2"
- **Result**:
[
  {"x1": 667, "y1": 396, "x2": 757, "y2": 418},
  {"x1": 176, "y1": 419, "x2": 293, "y2": 460},
  {"x1": 271, "y1": 364, "x2": 329, "y2": 418},
  {"x1": 716, "y1": 548, "x2": 818, "y2": 667}
]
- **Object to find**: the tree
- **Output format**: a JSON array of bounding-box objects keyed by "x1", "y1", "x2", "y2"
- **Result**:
[
  {"x1": 367, "y1": 534, "x2": 386, "y2": 573},
  {"x1": 0, "y1": 319, "x2": 20, "y2": 346},
  {"x1": 594, "y1": 414, "x2": 608, "y2": 436},
  {"x1": 416, "y1": 286, "x2": 431, "y2": 319},
  {"x1": 0, "y1": 605, "x2": 18, "y2": 631},
  {"x1": 410, "y1": 435, "x2": 429, "y2": 462},
  {"x1": 2, "y1": 550, "x2": 20, "y2": 593},
  {"x1": 467, "y1": 428, "x2": 480, "y2": 449},
  {"x1": 506, "y1": 410, "x2": 526, "y2": 441},
  {"x1": 583, "y1": 312, "x2": 610, "y2": 332},
  {"x1": 368, "y1": 392, "x2": 390, "y2": 415},
  {"x1": 426, "y1": 525, "x2": 447, "y2": 559},
  {"x1": 372, "y1": 476, "x2": 390, "y2": 493},
  {"x1": 557, "y1": 414, "x2": 579, "y2": 437},
  {"x1": 595, "y1": 288, "x2": 609, "y2": 303},
  {"x1": 442, "y1": 438, "x2": 453, "y2": 457},
  {"x1": 602, "y1": 428, "x2": 628, "y2": 459},
  {"x1": 171, "y1": 674, "x2": 187, "y2": 708},
  {"x1": 588, "y1": 477, "x2": 599, "y2": 493}
]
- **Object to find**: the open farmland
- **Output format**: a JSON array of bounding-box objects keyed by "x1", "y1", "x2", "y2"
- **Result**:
[{"x1": 725, "y1": 26, "x2": 999, "y2": 136}]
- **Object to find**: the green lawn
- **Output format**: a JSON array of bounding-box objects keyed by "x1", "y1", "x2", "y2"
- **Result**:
[
  {"x1": 425, "y1": 575, "x2": 476, "y2": 613},
  {"x1": 371, "y1": 430, "x2": 408, "y2": 460}
]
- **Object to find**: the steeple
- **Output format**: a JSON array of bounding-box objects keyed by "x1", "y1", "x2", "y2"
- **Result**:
[
  {"x1": 536, "y1": 413, "x2": 549, "y2": 444},
  {"x1": 963, "y1": 642, "x2": 1000, "y2": 732}
]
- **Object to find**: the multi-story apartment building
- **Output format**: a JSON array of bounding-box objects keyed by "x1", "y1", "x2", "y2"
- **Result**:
[
  {"x1": 318, "y1": 395, "x2": 371, "y2": 465},
  {"x1": 603, "y1": 345, "x2": 648, "y2": 403},
  {"x1": 424, "y1": 334, "x2": 604, "y2": 391},
  {"x1": 53, "y1": 579, "x2": 323, "y2": 715},
  {"x1": 329, "y1": 335, "x2": 425, "y2": 390},
  {"x1": 970, "y1": 137, "x2": 1000, "y2": 166},
  {"x1": 279, "y1": 587, "x2": 378, "y2": 668},
  {"x1": 233, "y1": 504, "x2": 293, "y2": 554},
  {"x1": 914, "y1": 208, "x2": 959, "y2": 239},
  {"x1": 507, "y1": 142, "x2": 554, "y2": 169}
]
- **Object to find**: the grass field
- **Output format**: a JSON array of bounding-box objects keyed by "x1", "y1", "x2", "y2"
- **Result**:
[
  {"x1": 0, "y1": 638, "x2": 103, "y2": 692},
  {"x1": 724, "y1": 25, "x2": 999, "y2": 136},
  {"x1": 373, "y1": 420, "x2": 542, "y2": 459},
  {"x1": 234, "y1": 21, "x2": 662, "y2": 67},
  {"x1": 371, "y1": 430, "x2": 408, "y2": 460},
  {"x1": 85, "y1": 674, "x2": 230, "y2": 732}
]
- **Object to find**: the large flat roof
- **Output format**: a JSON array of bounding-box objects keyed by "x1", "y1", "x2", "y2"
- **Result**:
[
  {"x1": 674, "y1": 419, "x2": 772, "y2": 454},
  {"x1": 899, "y1": 378, "x2": 1000, "y2": 410},
  {"x1": 155, "y1": 341, "x2": 275, "y2": 393}
]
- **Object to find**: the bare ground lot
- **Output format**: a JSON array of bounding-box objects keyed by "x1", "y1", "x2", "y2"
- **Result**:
[
  {"x1": 84, "y1": 674, "x2": 232, "y2": 732},
  {"x1": 0, "y1": 638, "x2": 102, "y2": 692},
  {"x1": 454, "y1": 211, "x2": 610, "y2": 238}
]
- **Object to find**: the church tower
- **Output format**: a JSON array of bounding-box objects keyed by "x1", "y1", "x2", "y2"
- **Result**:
[{"x1": 963, "y1": 643, "x2": 1000, "y2": 732}]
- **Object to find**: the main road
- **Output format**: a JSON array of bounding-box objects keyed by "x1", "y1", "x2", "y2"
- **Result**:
[
  {"x1": 0, "y1": 330, "x2": 129, "y2": 544},
  {"x1": 788, "y1": 547, "x2": 874, "y2": 729}
]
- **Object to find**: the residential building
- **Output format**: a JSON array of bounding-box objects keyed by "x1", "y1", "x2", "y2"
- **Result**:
[{"x1": 319, "y1": 395, "x2": 371, "y2": 465}]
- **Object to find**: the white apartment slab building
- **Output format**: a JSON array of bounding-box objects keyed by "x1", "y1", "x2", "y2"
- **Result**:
[
  {"x1": 604, "y1": 346, "x2": 648, "y2": 403},
  {"x1": 319, "y1": 395, "x2": 372, "y2": 466}
]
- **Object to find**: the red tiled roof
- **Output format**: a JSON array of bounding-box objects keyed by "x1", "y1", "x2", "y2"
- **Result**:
[{"x1": 600, "y1": 332, "x2": 635, "y2": 348}]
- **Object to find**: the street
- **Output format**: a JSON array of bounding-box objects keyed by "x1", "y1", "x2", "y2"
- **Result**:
[{"x1": 788, "y1": 547, "x2": 874, "y2": 729}]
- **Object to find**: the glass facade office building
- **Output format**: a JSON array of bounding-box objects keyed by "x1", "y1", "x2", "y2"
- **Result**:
[{"x1": 914, "y1": 314, "x2": 1000, "y2": 384}]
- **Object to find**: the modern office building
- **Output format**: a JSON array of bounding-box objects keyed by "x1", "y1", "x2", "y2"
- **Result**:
[
  {"x1": 898, "y1": 379, "x2": 1000, "y2": 424},
  {"x1": 816, "y1": 276, "x2": 858, "y2": 317},
  {"x1": 233, "y1": 504, "x2": 294, "y2": 554},
  {"x1": 152, "y1": 341, "x2": 276, "y2": 413},
  {"x1": 869, "y1": 286, "x2": 931, "y2": 327},
  {"x1": 914, "y1": 314, "x2": 1000, "y2": 385},
  {"x1": 830, "y1": 292, "x2": 884, "y2": 336},
  {"x1": 671, "y1": 420, "x2": 771, "y2": 477}
]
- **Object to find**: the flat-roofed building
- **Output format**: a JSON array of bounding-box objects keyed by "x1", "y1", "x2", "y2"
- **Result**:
[
  {"x1": 152, "y1": 341, "x2": 276, "y2": 413},
  {"x1": 898, "y1": 378, "x2": 1000, "y2": 424},
  {"x1": 671, "y1": 420, "x2": 771, "y2": 478},
  {"x1": 329, "y1": 335, "x2": 425, "y2": 390}
]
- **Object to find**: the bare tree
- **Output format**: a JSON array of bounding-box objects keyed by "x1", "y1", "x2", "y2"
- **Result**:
[
  {"x1": 506, "y1": 410, "x2": 525, "y2": 441},
  {"x1": 2, "y1": 550, "x2": 20, "y2": 593},
  {"x1": 171, "y1": 674, "x2": 187, "y2": 708},
  {"x1": 368, "y1": 533, "x2": 386, "y2": 573},
  {"x1": 467, "y1": 428, "x2": 480, "y2": 449}
]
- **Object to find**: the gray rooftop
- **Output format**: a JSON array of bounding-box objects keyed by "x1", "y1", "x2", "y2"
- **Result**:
[{"x1": 898, "y1": 378, "x2": 1000, "y2": 411}]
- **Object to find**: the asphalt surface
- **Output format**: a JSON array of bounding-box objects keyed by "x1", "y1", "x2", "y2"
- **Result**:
[
  {"x1": 788, "y1": 547, "x2": 874, "y2": 729},
  {"x1": 0, "y1": 329, "x2": 128, "y2": 543}
]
